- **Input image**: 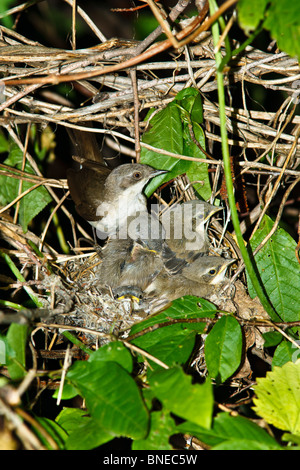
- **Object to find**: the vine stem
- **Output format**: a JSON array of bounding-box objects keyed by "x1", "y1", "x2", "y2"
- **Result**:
[{"x1": 208, "y1": 0, "x2": 280, "y2": 321}]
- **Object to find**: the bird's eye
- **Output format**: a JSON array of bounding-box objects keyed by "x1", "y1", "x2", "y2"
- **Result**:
[
  {"x1": 133, "y1": 171, "x2": 142, "y2": 179},
  {"x1": 208, "y1": 269, "x2": 217, "y2": 276}
]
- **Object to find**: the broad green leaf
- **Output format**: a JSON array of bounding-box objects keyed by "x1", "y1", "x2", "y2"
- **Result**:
[
  {"x1": 133, "y1": 327, "x2": 198, "y2": 370},
  {"x1": 141, "y1": 102, "x2": 185, "y2": 195},
  {"x1": 204, "y1": 315, "x2": 243, "y2": 383},
  {"x1": 67, "y1": 360, "x2": 149, "y2": 440},
  {"x1": 272, "y1": 340, "x2": 300, "y2": 368},
  {"x1": 130, "y1": 296, "x2": 217, "y2": 335},
  {"x1": 135, "y1": 14, "x2": 160, "y2": 40},
  {"x1": 55, "y1": 407, "x2": 88, "y2": 433},
  {"x1": 6, "y1": 323, "x2": 28, "y2": 381},
  {"x1": 238, "y1": 0, "x2": 300, "y2": 59},
  {"x1": 264, "y1": 0, "x2": 300, "y2": 59},
  {"x1": 52, "y1": 383, "x2": 78, "y2": 401},
  {"x1": 174, "y1": 87, "x2": 203, "y2": 123},
  {"x1": 174, "y1": 88, "x2": 211, "y2": 199},
  {"x1": 88, "y1": 341, "x2": 133, "y2": 373},
  {"x1": 130, "y1": 297, "x2": 217, "y2": 369},
  {"x1": 238, "y1": 0, "x2": 269, "y2": 33},
  {"x1": 65, "y1": 418, "x2": 113, "y2": 450},
  {"x1": 132, "y1": 411, "x2": 175, "y2": 450},
  {"x1": 247, "y1": 214, "x2": 300, "y2": 322},
  {"x1": 262, "y1": 330, "x2": 282, "y2": 348},
  {"x1": 183, "y1": 122, "x2": 211, "y2": 200},
  {"x1": 177, "y1": 412, "x2": 281, "y2": 449},
  {"x1": 253, "y1": 360, "x2": 300, "y2": 434},
  {"x1": 149, "y1": 365, "x2": 213, "y2": 429},
  {"x1": 141, "y1": 88, "x2": 211, "y2": 200},
  {"x1": 56, "y1": 408, "x2": 112, "y2": 450}
]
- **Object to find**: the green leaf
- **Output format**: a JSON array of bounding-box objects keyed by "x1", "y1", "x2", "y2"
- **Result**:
[
  {"x1": 141, "y1": 102, "x2": 185, "y2": 195},
  {"x1": 238, "y1": 0, "x2": 300, "y2": 59},
  {"x1": 34, "y1": 417, "x2": 68, "y2": 450},
  {"x1": 141, "y1": 88, "x2": 211, "y2": 200},
  {"x1": 130, "y1": 297, "x2": 217, "y2": 369},
  {"x1": 247, "y1": 214, "x2": 300, "y2": 322},
  {"x1": 174, "y1": 87, "x2": 203, "y2": 123},
  {"x1": 56, "y1": 408, "x2": 113, "y2": 450},
  {"x1": 282, "y1": 432, "x2": 300, "y2": 446},
  {"x1": 262, "y1": 330, "x2": 282, "y2": 348},
  {"x1": 149, "y1": 366, "x2": 213, "y2": 429},
  {"x1": 52, "y1": 383, "x2": 78, "y2": 401},
  {"x1": 0, "y1": 139, "x2": 52, "y2": 232},
  {"x1": 181, "y1": 121, "x2": 211, "y2": 200},
  {"x1": 177, "y1": 412, "x2": 281, "y2": 449},
  {"x1": 67, "y1": 360, "x2": 149, "y2": 440},
  {"x1": 264, "y1": 0, "x2": 300, "y2": 59},
  {"x1": 204, "y1": 315, "x2": 243, "y2": 383},
  {"x1": 6, "y1": 323, "x2": 28, "y2": 381},
  {"x1": 132, "y1": 411, "x2": 175, "y2": 450},
  {"x1": 272, "y1": 340, "x2": 300, "y2": 368},
  {"x1": 134, "y1": 328, "x2": 197, "y2": 370},
  {"x1": 88, "y1": 341, "x2": 133, "y2": 373},
  {"x1": 66, "y1": 419, "x2": 113, "y2": 450},
  {"x1": 253, "y1": 360, "x2": 300, "y2": 435},
  {"x1": 131, "y1": 296, "x2": 217, "y2": 334},
  {"x1": 56, "y1": 407, "x2": 88, "y2": 434},
  {"x1": 174, "y1": 89, "x2": 211, "y2": 199},
  {"x1": 238, "y1": 0, "x2": 269, "y2": 33}
]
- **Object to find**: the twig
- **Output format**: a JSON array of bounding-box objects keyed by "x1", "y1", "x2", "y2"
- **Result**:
[
  {"x1": 56, "y1": 344, "x2": 72, "y2": 406},
  {"x1": 122, "y1": 340, "x2": 169, "y2": 370},
  {"x1": 2, "y1": 0, "x2": 237, "y2": 87},
  {"x1": 71, "y1": 0, "x2": 77, "y2": 50},
  {"x1": 39, "y1": 190, "x2": 70, "y2": 252},
  {"x1": 63, "y1": 0, "x2": 107, "y2": 43},
  {"x1": 130, "y1": 68, "x2": 141, "y2": 162}
]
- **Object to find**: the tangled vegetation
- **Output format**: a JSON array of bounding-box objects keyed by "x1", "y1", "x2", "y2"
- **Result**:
[{"x1": 0, "y1": 0, "x2": 299, "y2": 450}]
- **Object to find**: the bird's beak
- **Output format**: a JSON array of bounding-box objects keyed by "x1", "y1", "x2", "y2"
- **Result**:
[
  {"x1": 150, "y1": 169, "x2": 169, "y2": 178},
  {"x1": 220, "y1": 258, "x2": 236, "y2": 274},
  {"x1": 226, "y1": 257, "x2": 236, "y2": 265},
  {"x1": 211, "y1": 258, "x2": 236, "y2": 285}
]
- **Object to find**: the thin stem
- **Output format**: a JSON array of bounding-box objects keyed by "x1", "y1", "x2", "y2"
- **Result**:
[{"x1": 208, "y1": 0, "x2": 280, "y2": 321}]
